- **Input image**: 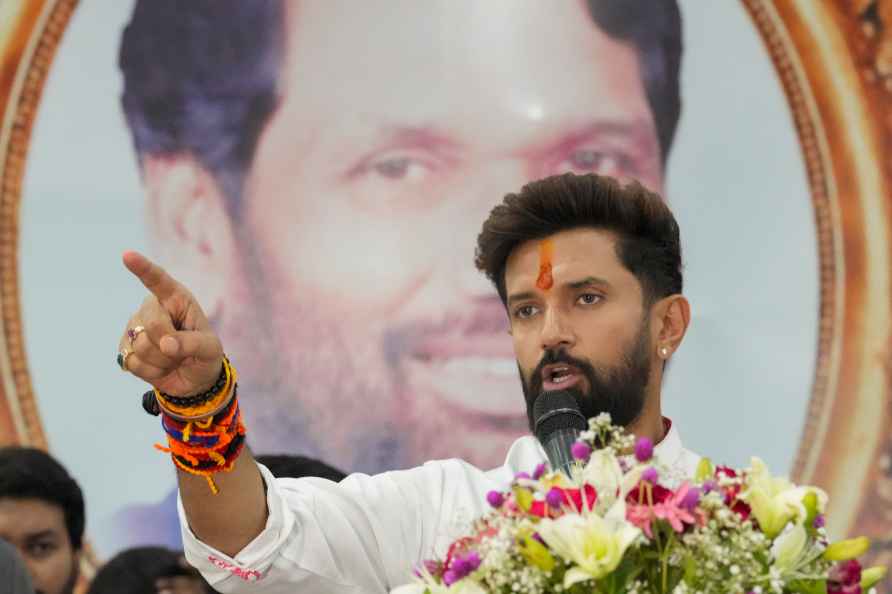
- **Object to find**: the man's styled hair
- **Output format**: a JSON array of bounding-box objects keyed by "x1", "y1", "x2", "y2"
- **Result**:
[
  {"x1": 118, "y1": 0, "x2": 682, "y2": 212},
  {"x1": 475, "y1": 173, "x2": 683, "y2": 307},
  {"x1": 0, "y1": 448, "x2": 85, "y2": 550}
]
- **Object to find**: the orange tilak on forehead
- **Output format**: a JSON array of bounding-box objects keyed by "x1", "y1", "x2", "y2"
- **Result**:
[{"x1": 536, "y1": 239, "x2": 554, "y2": 290}]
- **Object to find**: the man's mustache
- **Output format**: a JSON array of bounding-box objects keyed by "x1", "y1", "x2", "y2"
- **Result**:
[{"x1": 529, "y1": 348, "x2": 595, "y2": 396}]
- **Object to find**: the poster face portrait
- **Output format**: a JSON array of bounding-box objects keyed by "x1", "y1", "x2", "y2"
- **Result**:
[
  {"x1": 2, "y1": 0, "x2": 891, "y2": 579},
  {"x1": 114, "y1": 0, "x2": 681, "y2": 477}
]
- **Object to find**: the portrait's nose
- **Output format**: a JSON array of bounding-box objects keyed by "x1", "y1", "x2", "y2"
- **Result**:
[{"x1": 446, "y1": 160, "x2": 528, "y2": 300}]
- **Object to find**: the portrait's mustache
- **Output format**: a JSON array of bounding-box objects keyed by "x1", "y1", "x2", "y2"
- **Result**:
[{"x1": 382, "y1": 296, "x2": 511, "y2": 366}]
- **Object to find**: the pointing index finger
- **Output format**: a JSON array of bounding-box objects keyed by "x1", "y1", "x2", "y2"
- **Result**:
[{"x1": 122, "y1": 250, "x2": 184, "y2": 302}]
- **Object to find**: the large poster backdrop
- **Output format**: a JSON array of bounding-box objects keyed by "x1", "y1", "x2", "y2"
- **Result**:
[{"x1": 1, "y1": 0, "x2": 891, "y2": 586}]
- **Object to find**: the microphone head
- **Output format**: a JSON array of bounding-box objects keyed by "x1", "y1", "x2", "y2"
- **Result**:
[{"x1": 532, "y1": 390, "x2": 587, "y2": 444}]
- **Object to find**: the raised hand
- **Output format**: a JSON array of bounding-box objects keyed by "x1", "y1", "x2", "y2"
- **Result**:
[{"x1": 118, "y1": 251, "x2": 223, "y2": 396}]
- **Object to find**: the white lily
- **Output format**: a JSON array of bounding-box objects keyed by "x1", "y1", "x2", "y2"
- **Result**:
[
  {"x1": 771, "y1": 523, "x2": 808, "y2": 573},
  {"x1": 537, "y1": 500, "x2": 640, "y2": 588},
  {"x1": 740, "y1": 457, "x2": 827, "y2": 538},
  {"x1": 578, "y1": 449, "x2": 624, "y2": 511}
]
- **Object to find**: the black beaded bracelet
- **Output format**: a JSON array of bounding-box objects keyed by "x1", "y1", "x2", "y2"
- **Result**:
[
  {"x1": 158, "y1": 358, "x2": 229, "y2": 407},
  {"x1": 146, "y1": 383, "x2": 239, "y2": 421},
  {"x1": 141, "y1": 357, "x2": 229, "y2": 416}
]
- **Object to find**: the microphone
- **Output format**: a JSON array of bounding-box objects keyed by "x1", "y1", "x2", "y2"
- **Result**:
[{"x1": 533, "y1": 390, "x2": 587, "y2": 477}]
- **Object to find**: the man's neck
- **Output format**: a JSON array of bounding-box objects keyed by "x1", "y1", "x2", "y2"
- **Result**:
[{"x1": 626, "y1": 410, "x2": 667, "y2": 445}]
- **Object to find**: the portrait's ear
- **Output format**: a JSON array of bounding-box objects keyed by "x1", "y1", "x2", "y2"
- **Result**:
[{"x1": 141, "y1": 155, "x2": 236, "y2": 320}]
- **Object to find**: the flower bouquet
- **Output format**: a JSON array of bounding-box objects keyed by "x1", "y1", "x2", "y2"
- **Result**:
[{"x1": 392, "y1": 414, "x2": 885, "y2": 594}]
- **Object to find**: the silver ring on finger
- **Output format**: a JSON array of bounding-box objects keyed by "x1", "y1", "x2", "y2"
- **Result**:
[
  {"x1": 127, "y1": 325, "x2": 146, "y2": 347},
  {"x1": 117, "y1": 348, "x2": 134, "y2": 372}
]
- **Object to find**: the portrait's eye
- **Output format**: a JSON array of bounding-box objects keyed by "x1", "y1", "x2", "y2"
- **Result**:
[
  {"x1": 362, "y1": 152, "x2": 436, "y2": 183},
  {"x1": 343, "y1": 147, "x2": 456, "y2": 212},
  {"x1": 555, "y1": 148, "x2": 630, "y2": 178}
]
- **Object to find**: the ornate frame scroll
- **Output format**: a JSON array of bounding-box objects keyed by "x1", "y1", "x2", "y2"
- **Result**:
[{"x1": 2, "y1": 0, "x2": 892, "y2": 579}]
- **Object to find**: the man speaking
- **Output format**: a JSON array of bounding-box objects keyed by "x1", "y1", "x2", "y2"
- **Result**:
[{"x1": 116, "y1": 173, "x2": 700, "y2": 592}]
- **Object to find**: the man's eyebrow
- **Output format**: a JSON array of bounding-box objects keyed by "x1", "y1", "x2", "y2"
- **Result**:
[
  {"x1": 24, "y1": 530, "x2": 55, "y2": 542},
  {"x1": 376, "y1": 125, "x2": 464, "y2": 154},
  {"x1": 506, "y1": 290, "x2": 537, "y2": 307},
  {"x1": 507, "y1": 278, "x2": 611, "y2": 305},
  {"x1": 518, "y1": 118, "x2": 659, "y2": 159},
  {"x1": 566, "y1": 276, "x2": 611, "y2": 291}
]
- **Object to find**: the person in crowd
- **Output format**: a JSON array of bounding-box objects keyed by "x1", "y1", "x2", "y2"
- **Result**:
[
  {"x1": 0, "y1": 448, "x2": 83, "y2": 594},
  {"x1": 87, "y1": 547, "x2": 216, "y2": 594}
]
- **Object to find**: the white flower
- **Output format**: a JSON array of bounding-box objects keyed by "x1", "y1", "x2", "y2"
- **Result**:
[
  {"x1": 740, "y1": 457, "x2": 827, "y2": 538},
  {"x1": 579, "y1": 449, "x2": 623, "y2": 503},
  {"x1": 537, "y1": 501, "x2": 640, "y2": 588},
  {"x1": 770, "y1": 523, "x2": 807, "y2": 573}
]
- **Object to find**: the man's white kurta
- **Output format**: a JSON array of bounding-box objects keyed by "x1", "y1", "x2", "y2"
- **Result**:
[{"x1": 180, "y1": 425, "x2": 699, "y2": 593}]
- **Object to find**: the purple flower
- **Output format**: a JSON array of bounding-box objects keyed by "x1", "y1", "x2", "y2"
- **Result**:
[
  {"x1": 830, "y1": 560, "x2": 862, "y2": 586},
  {"x1": 414, "y1": 560, "x2": 441, "y2": 578},
  {"x1": 514, "y1": 471, "x2": 531, "y2": 481},
  {"x1": 546, "y1": 487, "x2": 564, "y2": 508},
  {"x1": 702, "y1": 480, "x2": 717, "y2": 493},
  {"x1": 813, "y1": 514, "x2": 826, "y2": 529},
  {"x1": 641, "y1": 467, "x2": 659, "y2": 484},
  {"x1": 828, "y1": 560, "x2": 863, "y2": 594},
  {"x1": 532, "y1": 462, "x2": 547, "y2": 480},
  {"x1": 634, "y1": 437, "x2": 654, "y2": 462},
  {"x1": 460, "y1": 552, "x2": 481, "y2": 572},
  {"x1": 571, "y1": 441, "x2": 592, "y2": 461},
  {"x1": 679, "y1": 486, "x2": 701, "y2": 510},
  {"x1": 486, "y1": 490, "x2": 505, "y2": 508},
  {"x1": 444, "y1": 551, "x2": 481, "y2": 585}
]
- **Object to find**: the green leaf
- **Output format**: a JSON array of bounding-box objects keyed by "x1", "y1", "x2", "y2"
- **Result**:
[
  {"x1": 802, "y1": 492, "x2": 819, "y2": 535},
  {"x1": 517, "y1": 534, "x2": 556, "y2": 572},
  {"x1": 823, "y1": 537, "x2": 870, "y2": 561},
  {"x1": 789, "y1": 579, "x2": 827, "y2": 594},
  {"x1": 682, "y1": 554, "x2": 697, "y2": 585},
  {"x1": 861, "y1": 566, "x2": 887, "y2": 590},
  {"x1": 602, "y1": 556, "x2": 638, "y2": 594},
  {"x1": 695, "y1": 457, "x2": 714, "y2": 483},
  {"x1": 512, "y1": 486, "x2": 533, "y2": 513}
]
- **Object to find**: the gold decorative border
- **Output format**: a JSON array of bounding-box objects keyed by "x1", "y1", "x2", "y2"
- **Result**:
[
  {"x1": 0, "y1": 0, "x2": 75, "y2": 449},
  {"x1": 2, "y1": 0, "x2": 892, "y2": 585},
  {"x1": 744, "y1": 0, "x2": 892, "y2": 582},
  {"x1": 0, "y1": 2, "x2": 94, "y2": 588}
]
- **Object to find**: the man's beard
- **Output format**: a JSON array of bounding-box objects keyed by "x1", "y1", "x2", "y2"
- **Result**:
[{"x1": 521, "y1": 319, "x2": 653, "y2": 431}]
